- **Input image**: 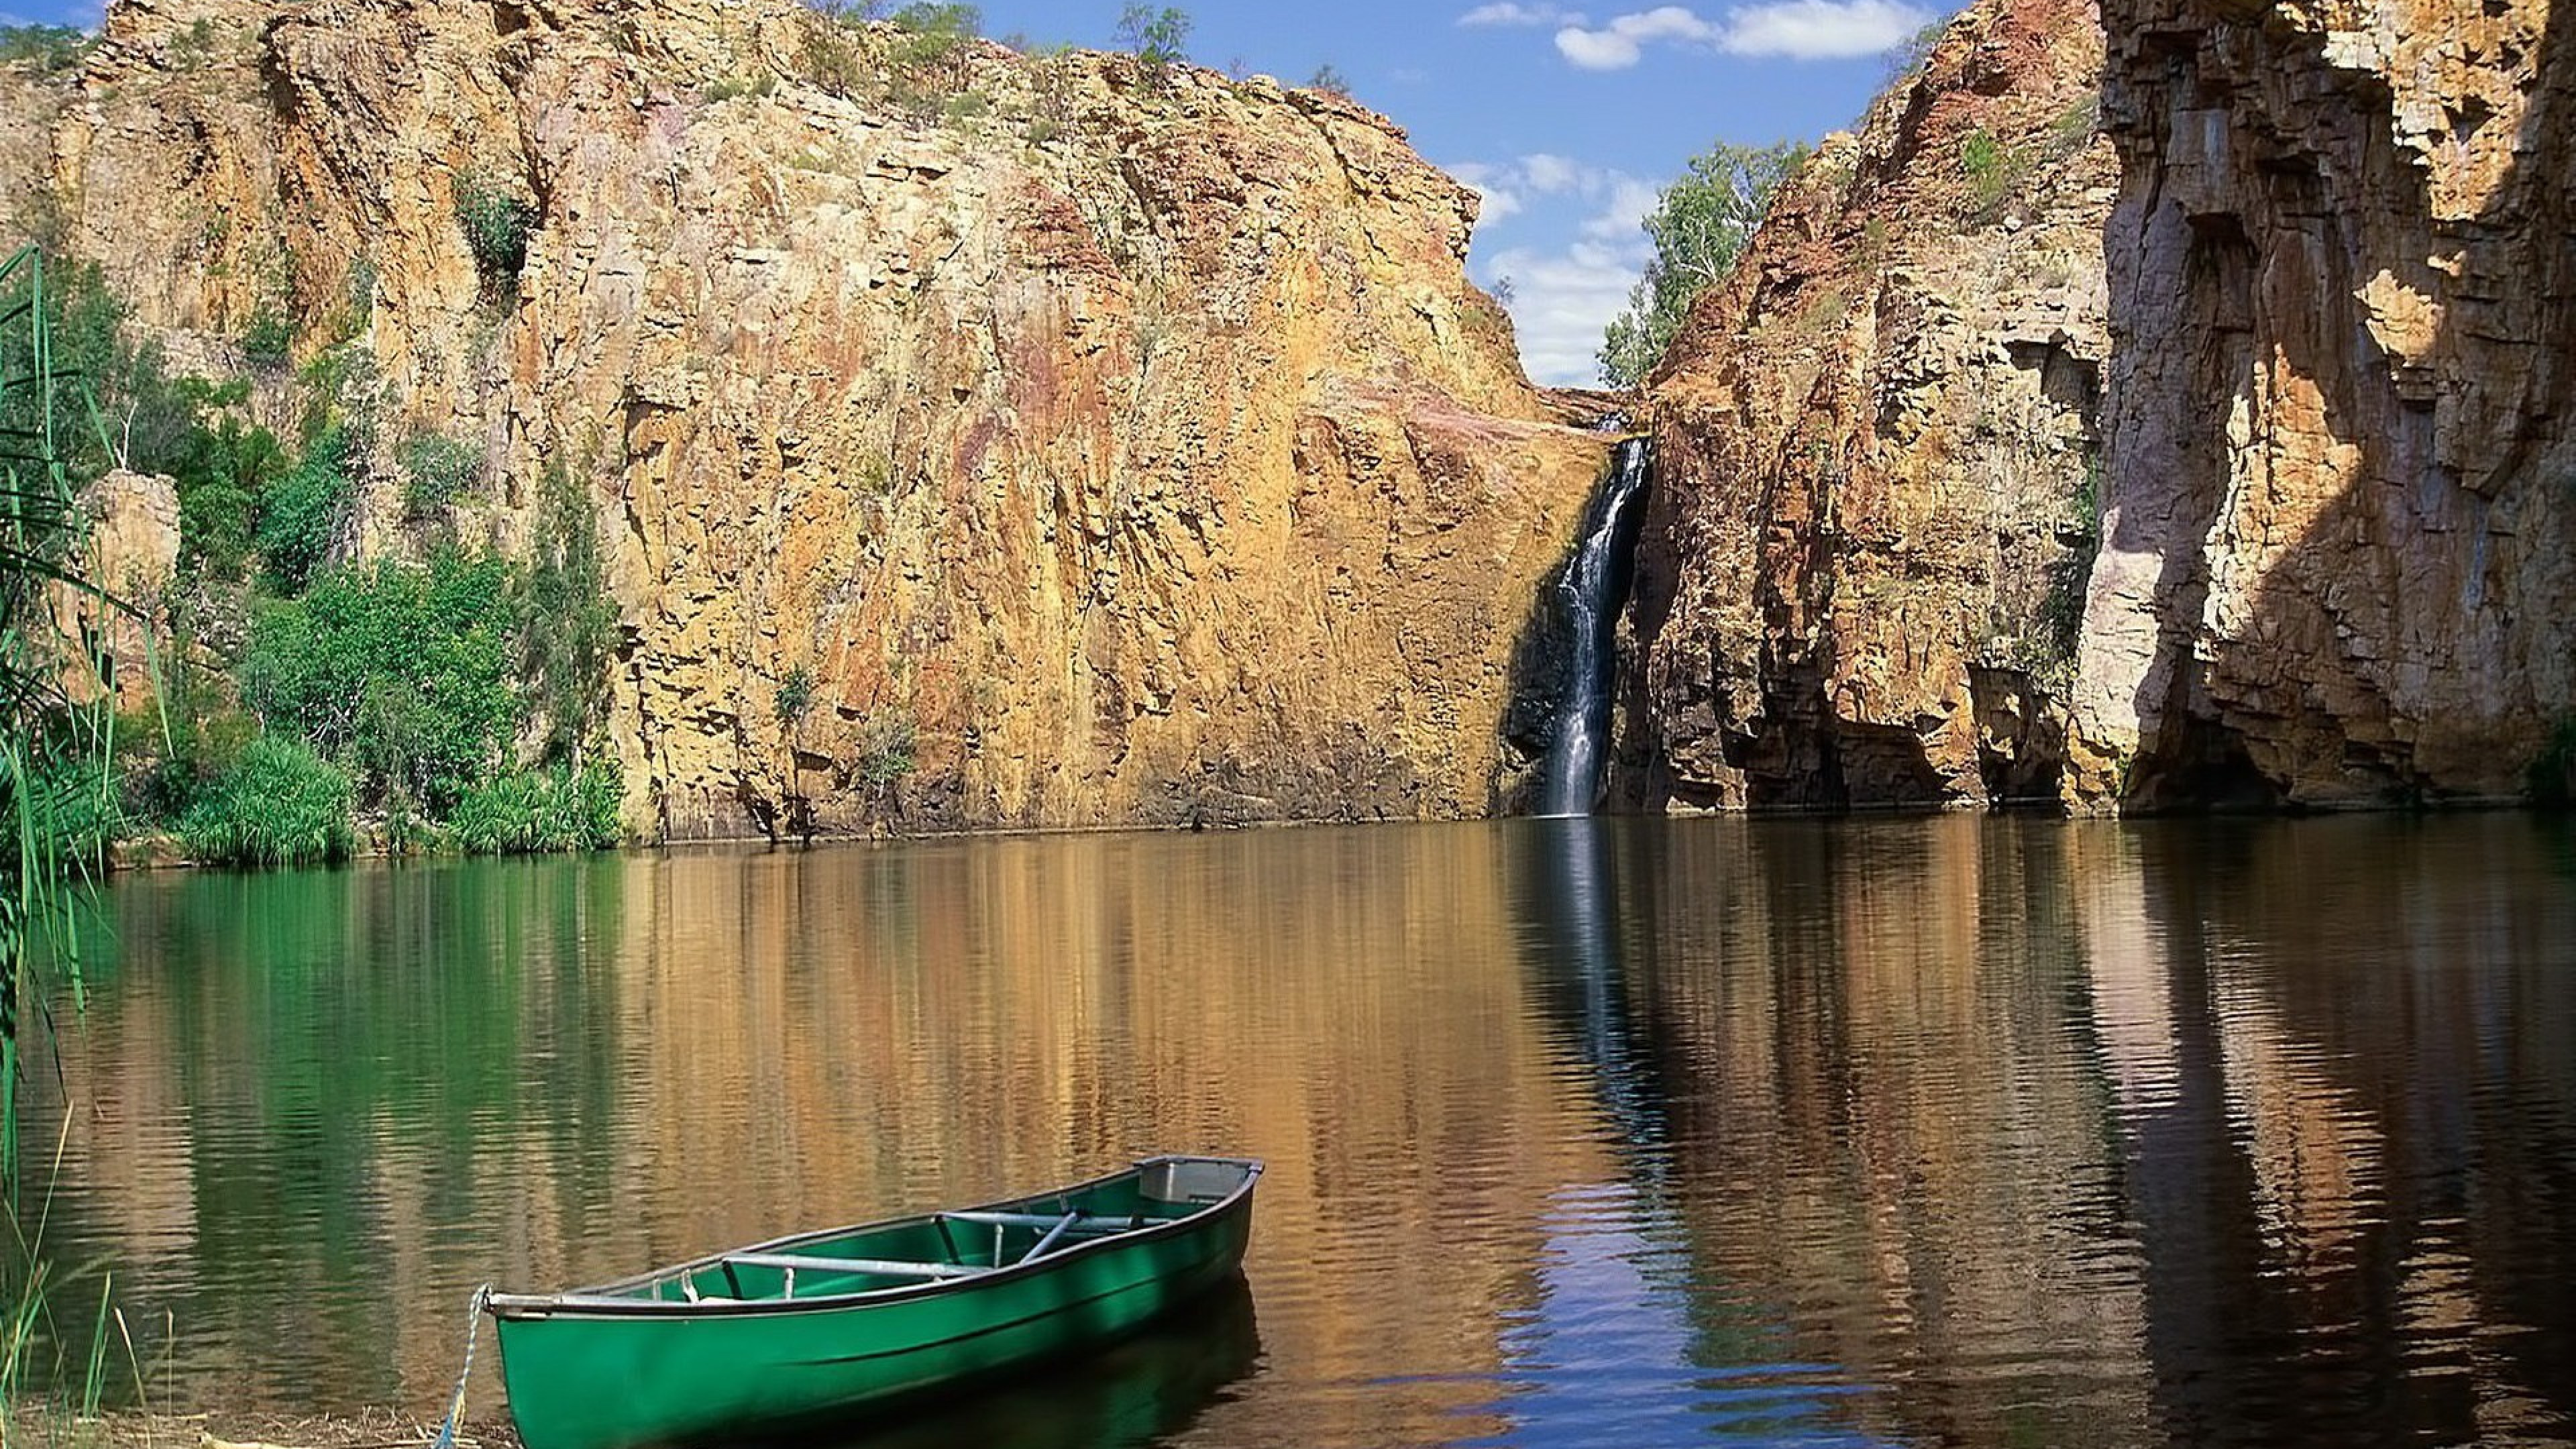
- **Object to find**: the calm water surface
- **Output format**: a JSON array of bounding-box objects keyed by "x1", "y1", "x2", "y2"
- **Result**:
[{"x1": 28, "y1": 814, "x2": 2576, "y2": 1447}]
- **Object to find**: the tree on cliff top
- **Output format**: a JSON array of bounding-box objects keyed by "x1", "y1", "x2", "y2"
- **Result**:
[
  {"x1": 1116, "y1": 4, "x2": 1191, "y2": 84},
  {"x1": 1597, "y1": 139, "x2": 1808, "y2": 390}
]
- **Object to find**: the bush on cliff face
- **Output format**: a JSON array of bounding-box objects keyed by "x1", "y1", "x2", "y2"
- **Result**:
[
  {"x1": 1598, "y1": 140, "x2": 1807, "y2": 388},
  {"x1": 0, "y1": 23, "x2": 93, "y2": 74},
  {"x1": 453, "y1": 168, "x2": 537, "y2": 294},
  {"x1": 1115, "y1": 4, "x2": 1190, "y2": 87},
  {"x1": 400, "y1": 429, "x2": 484, "y2": 519},
  {"x1": 516, "y1": 462, "x2": 621, "y2": 764},
  {"x1": 254, "y1": 423, "x2": 358, "y2": 593},
  {"x1": 891, "y1": 3, "x2": 980, "y2": 70},
  {"x1": 176, "y1": 408, "x2": 291, "y2": 585}
]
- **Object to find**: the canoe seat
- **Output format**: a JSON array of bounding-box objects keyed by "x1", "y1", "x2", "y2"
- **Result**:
[{"x1": 725, "y1": 1252, "x2": 986, "y2": 1281}]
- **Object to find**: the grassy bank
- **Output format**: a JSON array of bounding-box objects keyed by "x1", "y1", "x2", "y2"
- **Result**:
[{"x1": 5, "y1": 1407, "x2": 520, "y2": 1449}]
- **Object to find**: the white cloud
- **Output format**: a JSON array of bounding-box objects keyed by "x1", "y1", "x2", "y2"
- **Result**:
[
  {"x1": 1448, "y1": 154, "x2": 1635, "y2": 235},
  {"x1": 1458, "y1": 2, "x2": 1587, "y2": 25},
  {"x1": 1580, "y1": 176, "x2": 1663, "y2": 239},
  {"x1": 1554, "y1": 6, "x2": 1717, "y2": 69},
  {"x1": 1485, "y1": 237, "x2": 1648, "y2": 386},
  {"x1": 1480, "y1": 176, "x2": 1664, "y2": 386},
  {"x1": 1551, "y1": 1, "x2": 1926, "y2": 68},
  {"x1": 1519, "y1": 153, "x2": 1590, "y2": 195},
  {"x1": 1717, "y1": 0, "x2": 1930, "y2": 58}
]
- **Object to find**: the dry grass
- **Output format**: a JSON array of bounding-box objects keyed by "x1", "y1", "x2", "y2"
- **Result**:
[{"x1": 3, "y1": 1407, "x2": 521, "y2": 1449}]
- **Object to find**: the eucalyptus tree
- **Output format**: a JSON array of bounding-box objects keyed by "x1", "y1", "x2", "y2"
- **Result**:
[{"x1": 1598, "y1": 139, "x2": 1809, "y2": 390}]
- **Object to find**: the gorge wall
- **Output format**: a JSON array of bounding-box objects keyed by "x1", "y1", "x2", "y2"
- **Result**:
[
  {"x1": 2068, "y1": 0, "x2": 2576, "y2": 808},
  {"x1": 8, "y1": 0, "x2": 1611, "y2": 838},
  {"x1": 1625, "y1": 0, "x2": 2115, "y2": 810},
  {"x1": 1627, "y1": 0, "x2": 2576, "y2": 814}
]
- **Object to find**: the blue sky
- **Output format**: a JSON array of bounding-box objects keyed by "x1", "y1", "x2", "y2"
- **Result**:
[{"x1": 3, "y1": 0, "x2": 1957, "y2": 386}]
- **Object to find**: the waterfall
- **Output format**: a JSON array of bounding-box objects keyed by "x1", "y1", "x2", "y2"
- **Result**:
[{"x1": 1540, "y1": 437, "x2": 1653, "y2": 816}]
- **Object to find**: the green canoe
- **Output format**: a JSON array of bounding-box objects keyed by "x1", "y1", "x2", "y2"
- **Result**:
[{"x1": 485, "y1": 1155, "x2": 1263, "y2": 1449}]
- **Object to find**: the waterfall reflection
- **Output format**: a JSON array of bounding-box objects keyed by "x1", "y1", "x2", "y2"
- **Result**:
[{"x1": 1488, "y1": 817, "x2": 1881, "y2": 1446}]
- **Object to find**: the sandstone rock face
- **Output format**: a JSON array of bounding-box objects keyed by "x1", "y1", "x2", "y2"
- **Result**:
[
  {"x1": 2069, "y1": 0, "x2": 2576, "y2": 808},
  {"x1": 19, "y1": 0, "x2": 1609, "y2": 837},
  {"x1": 1627, "y1": 0, "x2": 2114, "y2": 810},
  {"x1": 52, "y1": 469, "x2": 181, "y2": 712}
]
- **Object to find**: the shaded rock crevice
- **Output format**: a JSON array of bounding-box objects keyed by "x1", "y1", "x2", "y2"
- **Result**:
[{"x1": 2070, "y1": 0, "x2": 2576, "y2": 808}]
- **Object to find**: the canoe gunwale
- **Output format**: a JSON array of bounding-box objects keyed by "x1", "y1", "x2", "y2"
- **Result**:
[{"x1": 485, "y1": 1153, "x2": 1260, "y2": 1321}]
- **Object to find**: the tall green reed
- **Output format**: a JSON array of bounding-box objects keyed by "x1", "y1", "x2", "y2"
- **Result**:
[{"x1": 0, "y1": 244, "x2": 153, "y2": 1432}]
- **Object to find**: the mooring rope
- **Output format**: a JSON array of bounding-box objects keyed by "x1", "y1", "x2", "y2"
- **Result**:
[{"x1": 429, "y1": 1283, "x2": 492, "y2": 1449}]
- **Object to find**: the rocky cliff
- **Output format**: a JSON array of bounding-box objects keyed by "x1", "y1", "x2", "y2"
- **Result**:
[
  {"x1": 1629, "y1": 0, "x2": 2575, "y2": 814},
  {"x1": 1625, "y1": 0, "x2": 2116, "y2": 810},
  {"x1": 2068, "y1": 0, "x2": 2576, "y2": 808},
  {"x1": 11, "y1": 0, "x2": 1610, "y2": 837}
]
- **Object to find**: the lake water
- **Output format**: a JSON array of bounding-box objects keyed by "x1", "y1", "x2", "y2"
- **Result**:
[{"x1": 25, "y1": 814, "x2": 2576, "y2": 1447}]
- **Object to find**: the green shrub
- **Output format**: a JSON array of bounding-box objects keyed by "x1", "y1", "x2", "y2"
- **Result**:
[
  {"x1": 169, "y1": 17, "x2": 217, "y2": 68},
  {"x1": 773, "y1": 665, "x2": 816, "y2": 731},
  {"x1": 119, "y1": 680, "x2": 258, "y2": 824},
  {"x1": 0, "y1": 23, "x2": 95, "y2": 74},
  {"x1": 891, "y1": 3, "x2": 979, "y2": 62},
  {"x1": 1959, "y1": 128, "x2": 2025, "y2": 220},
  {"x1": 241, "y1": 307, "x2": 294, "y2": 369},
  {"x1": 176, "y1": 736, "x2": 355, "y2": 867},
  {"x1": 446, "y1": 761, "x2": 623, "y2": 854},
  {"x1": 341, "y1": 256, "x2": 378, "y2": 338},
  {"x1": 855, "y1": 712, "x2": 915, "y2": 787},
  {"x1": 293, "y1": 343, "x2": 381, "y2": 448},
  {"x1": 255, "y1": 423, "x2": 358, "y2": 593},
  {"x1": 399, "y1": 429, "x2": 484, "y2": 519},
  {"x1": 515, "y1": 461, "x2": 621, "y2": 763},
  {"x1": 453, "y1": 168, "x2": 538, "y2": 291},
  {"x1": 796, "y1": 11, "x2": 870, "y2": 95},
  {"x1": 704, "y1": 70, "x2": 776, "y2": 102},
  {"x1": 242, "y1": 549, "x2": 518, "y2": 814},
  {"x1": 1305, "y1": 63, "x2": 1349, "y2": 97},
  {"x1": 176, "y1": 410, "x2": 288, "y2": 584},
  {"x1": 1596, "y1": 140, "x2": 1807, "y2": 388}
]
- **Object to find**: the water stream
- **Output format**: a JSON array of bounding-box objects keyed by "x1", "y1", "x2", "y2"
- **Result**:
[{"x1": 1539, "y1": 437, "x2": 1653, "y2": 816}]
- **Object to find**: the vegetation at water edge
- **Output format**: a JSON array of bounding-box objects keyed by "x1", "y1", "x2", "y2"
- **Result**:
[{"x1": 15, "y1": 257, "x2": 629, "y2": 868}]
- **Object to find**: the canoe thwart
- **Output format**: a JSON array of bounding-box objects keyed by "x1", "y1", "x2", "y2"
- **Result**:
[
  {"x1": 937, "y1": 1209, "x2": 1141, "y2": 1232},
  {"x1": 724, "y1": 1252, "x2": 985, "y2": 1280},
  {"x1": 1020, "y1": 1212, "x2": 1080, "y2": 1264}
]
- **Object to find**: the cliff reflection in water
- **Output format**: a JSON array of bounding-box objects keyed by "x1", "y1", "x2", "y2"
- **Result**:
[{"x1": 28, "y1": 815, "x2": 2576, "y2": 1448}]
